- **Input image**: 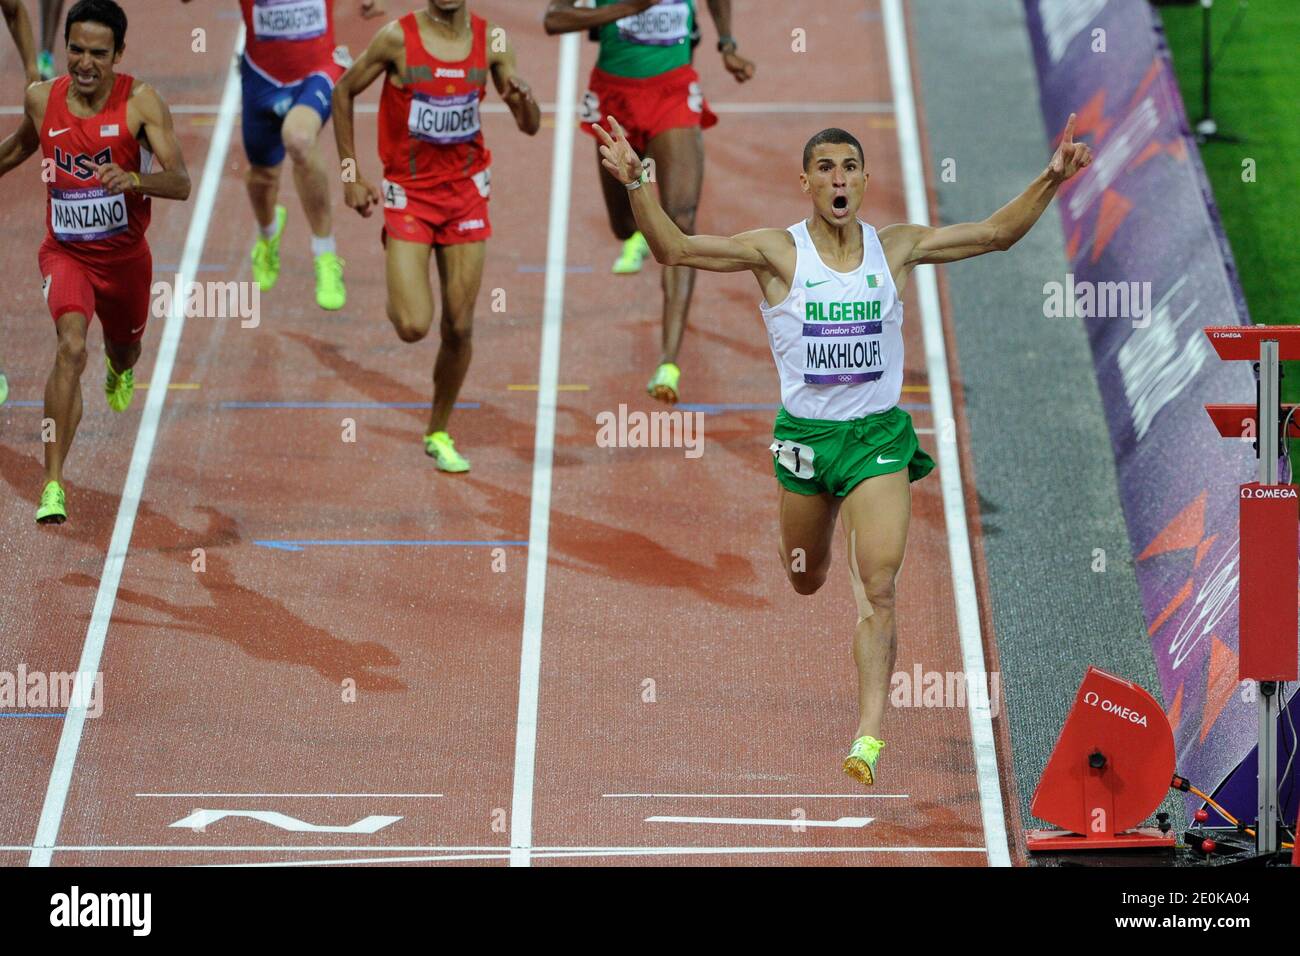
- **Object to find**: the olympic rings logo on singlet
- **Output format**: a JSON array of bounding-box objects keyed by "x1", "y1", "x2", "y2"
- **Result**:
[
  {"x1": 408, "y1": 91, "x2": 481, "y2": 146},
  {"x1": 49, "y1": 186, "x2": 129, "y2": 242},
  {"x1": 616, "y1": 1, "x2": 690, "y2": 46},
  {"x1": 252, "y1": 0, "x2": 327, "y2": 42}
]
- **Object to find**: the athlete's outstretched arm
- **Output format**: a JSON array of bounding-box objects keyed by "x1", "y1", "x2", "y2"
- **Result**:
[
  {"x1": 1, "y1": 0, "x2": 39, "y2": 86},
  {"x1": 0, "y1": 83, "x2": 42, "y2": 177},
  {"x1": 702, "y1": 0, "x2": 755, "y2": 82},
  {"x1": 543, "y1": 0, "x2": 659, "y2": 37},
  {"x1": 487, "y1": 25, "x2": 540, "y2": 136},
  {"x1": 332, "y1": 19, "x2": 402, "y2": 217},
  {"x1": 594, "y1": 115, "x2": 787, "y2": 275},
  {"x1": 99, "y1": 83, "x2": 190, "y2": 200},
  {"x1": 882, "y1": 112, "x2": 1093, "y2": 273}
]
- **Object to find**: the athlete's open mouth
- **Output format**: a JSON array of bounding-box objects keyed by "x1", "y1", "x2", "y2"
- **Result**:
[{"x1": 832, "y1": 195, "x2": 849, "y2": 213}]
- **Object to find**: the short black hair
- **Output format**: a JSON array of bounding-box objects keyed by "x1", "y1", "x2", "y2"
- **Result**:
[
  {"x1": 802, "y1": 128, "x2": 865, "y2": 171},
  {"x1": 65, "y1": 0, "x2": 128, "y2": 52}
]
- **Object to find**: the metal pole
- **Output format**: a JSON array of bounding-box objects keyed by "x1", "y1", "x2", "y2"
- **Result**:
[
  {"x1": 1257, "y1": 338, "x2": 1280, "y2": 853},
  {"x1": 1197, "y1": 0, "x2": 1218, "y2": 138}
]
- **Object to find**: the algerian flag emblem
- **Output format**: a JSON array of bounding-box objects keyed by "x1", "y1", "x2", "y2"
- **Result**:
[{"x1": 866, "y1": 273, "x2": 883, "y2": 289}]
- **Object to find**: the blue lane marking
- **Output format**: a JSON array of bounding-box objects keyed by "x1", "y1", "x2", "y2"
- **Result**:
[
  {"x1": 678, "y1": 402, "x2": 933, "y2": 415},
  {"x1": 221, "y1": 402, "x2": 481, "y2": 410},
  {"x1": 517, "y1": 264, "x2": 592, "y2": 274},
  {"x1": 254, "y1": 539, "x2": 528, "y2": 552},
  {"x1": 6, "y1": 401, "x2": 43, "y2": 407},
  {"x1": 0, "y1": 713, "x2": 66, "y2": 718}
]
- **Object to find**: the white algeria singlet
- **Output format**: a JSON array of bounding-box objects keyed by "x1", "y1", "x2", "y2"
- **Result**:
[{"x1": 759, "y1": 219, "x2": 904, "y2": 421}]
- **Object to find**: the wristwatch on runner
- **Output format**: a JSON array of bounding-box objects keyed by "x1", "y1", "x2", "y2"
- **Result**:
[{"x1": 717, "y1": 35, "x2": 737, "y2": 54}]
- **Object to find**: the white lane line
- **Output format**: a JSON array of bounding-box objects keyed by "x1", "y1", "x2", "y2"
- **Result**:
[
  {"x1": 603, "y1": 793, "x2": 909, "y2": 799},
  {"x1": 880, "y1": 0, "x2": 1010, "y2": 868},
  {"x1": 1, "y1": 843, "x2": 984, "y2": 855},
  {"x1": 0, "y1": 101, "x2": 895, "y2": 116},
  {"x1": 26, "y1": 27, "x2": 247, "y2": 869},
  {"x1": 509, "y1": 29, "x2": 580, "y2": 870},
  {"x1": 204, "y1": 853, "x2": 511, "y2": 868},
  {"x1": 135, "y1": 793, "x2": 443, "y2": 798},
  {"x1": 646, "y1": 815, "x2": 874, "y2": 828},
  {"x1": 538, "y1": 845, "x2": 984, "y2": 858}
]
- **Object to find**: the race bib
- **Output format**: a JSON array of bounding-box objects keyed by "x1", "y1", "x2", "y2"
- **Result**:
[
  {"x1": 472, "y1": 167, "x2": 491, "y2": 199},
  {"x1": 50, "y1": 187, "x2": 129, "y2": 242},
  {"x1": 771, "y1": 439, "x2": 815, "y2": 479},
  {"x1": 616, "y1": 1, "x2": 690, "y2": 46},
  {"x1": 408, "y1": 92, "x2": 481, "y2": 145},
  {"x1": 251, "y1": 0, "x2": 328, "y2": 42},
  {"x1": 579, "y1": 89, "x2": 601, "y2": 124},
  {"x1": 381, "y1": 178, "x2": 407, "y2": 210},
  {"x1": 802, "y1": 308, "x2": 885, "y2": 385}
]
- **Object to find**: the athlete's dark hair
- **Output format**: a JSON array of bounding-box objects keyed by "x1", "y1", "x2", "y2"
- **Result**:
[
  {"x1": 802, "y1": 128, "x2": 865, "y2": 171},
  {"x1": 64, "y1": 0, "x2": 128, "y2": 52}
]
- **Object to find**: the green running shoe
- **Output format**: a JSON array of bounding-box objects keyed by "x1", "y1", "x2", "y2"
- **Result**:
[
  {"x1": 843, "y1": 735, "x2": 885, "y2": 786},
  {"x1": 423, "y1": 430, "x2": 470, "y2": 473},
  {"x1": 37, "y1": 50, "x2": 54, "y2": 82},
  {"x1": 646, "y1": 361, "x2": 680, "y2": 404},
  {"x1": 105, "y1": 355, "x2": 134, "y2": 412},
  {"x1": 314, "y1": 252, "x2": 346, "y2": 311},
  {"x1": 612, "y1": 230, "x2": 650, "y2": 275},
  {"x1": 35, "y1": 480, "x2": 66, "y2": 525},
  {"x1": 251, "y1": 205, "x2": 287, "y2": 292},
  {"x1": 0, "y1": 371, "x2": 8, "y2": 407}
]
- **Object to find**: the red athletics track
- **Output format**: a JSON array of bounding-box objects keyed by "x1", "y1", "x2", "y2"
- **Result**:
[{"x1": 0, "y1": 0, "x2": 1020, "y2": 867}]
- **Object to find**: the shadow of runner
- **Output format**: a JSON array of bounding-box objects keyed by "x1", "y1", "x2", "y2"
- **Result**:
[
  {"x1": 465, "y1": 477, "x2": 771, "y2": 609},
  {"x1": 0, "y1": 445, "x2": 405, "y2": 690}
]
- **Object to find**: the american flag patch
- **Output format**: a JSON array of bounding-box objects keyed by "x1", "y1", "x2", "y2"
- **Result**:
[{"x1": 100, "y1": 124, "x2": 119, "y2": 137}]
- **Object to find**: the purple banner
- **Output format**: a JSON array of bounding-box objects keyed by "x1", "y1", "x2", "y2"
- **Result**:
[{"x1": 1022, "y1": 0, "x2": 1294, "y2": 820}]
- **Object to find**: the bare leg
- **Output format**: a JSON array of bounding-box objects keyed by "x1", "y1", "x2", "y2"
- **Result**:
[
  {"x1": 281, "y1": 105, "x2": 332, "y2": 240},
  {"x1": 840, "y1": 470, "x2": 912, "y2": 741},
  {"x1": 246, "y1": 162, "x2": 282, "y2": 233},
  {"x1": 595, "y1": 141, "x2": 638, "y2": 241},
  {"x1": 428, "y1": 241, "x2": 485, "y2": 435},
  {"x1": 40, "y1": 0, "x2": 63, "y2": 54},
  {"x1": 104, "y1": 336, "x2": 142, "y2": 374},
  {"x1": 644, "y1": 126, "x2": 704, "y2": 367},
  {"x1": 43, "y1": 312, "x2": 87, "y2": 484},
  {"x1": 776, "y1": 484, "x2": 842, "y2": 595},
  {"x1": 384, "y1": 235, "x2": 435, "y2": 344}
]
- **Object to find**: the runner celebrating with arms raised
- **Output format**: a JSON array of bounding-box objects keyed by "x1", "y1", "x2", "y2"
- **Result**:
[
  {"x1": 333, "y1": 0, "x2": 539, "y2": 472},
  {"x1": 594, "y1": 113, "x2": 1091, "y2": 784},
  {"x1": 0, "y1": 0, "x2": 190, "y2": 524},
  {"x1": 544, "y1": 0, "x2": 754, "y2": 405}
]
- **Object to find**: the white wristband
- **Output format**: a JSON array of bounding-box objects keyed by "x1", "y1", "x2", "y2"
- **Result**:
[{"x1": 625, "y1": 167, "x2": 649, "y2": 191}]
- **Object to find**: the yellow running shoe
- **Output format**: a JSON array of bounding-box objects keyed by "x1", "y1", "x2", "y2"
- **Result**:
[
  {"x1": 35, "y1": 480, "x2": 66, "y2": 525},
  {"x1": 0, "y1": 371, "x2": 8, "y2": 407},
  {"x1": 843, "y1": 735, "x2": 885, "y2": 786},
  {"x1": 613, "y1": 231, "x2": 650, "y2": 275},
  {"x1": 314, "y1": 252, "x2": 346, "y2": 311},
  {"x1": 251, "y1": 205, "x2": 287, "y2": 292},
  {"x1": 646, "y1": 362, "x2": 680, "y2": 404},
  {"x1": 423, "y1": 430, "x2": 470, "y2": 473},
  {"x1": 104, "y1": 355, "x2": 134, "y2": 412}
]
